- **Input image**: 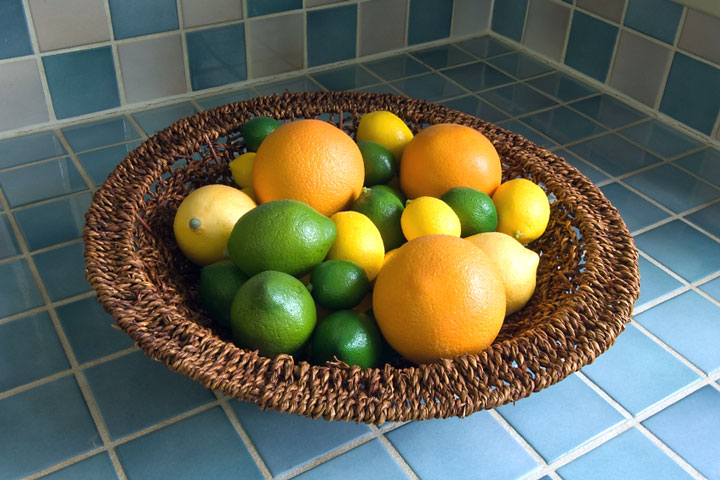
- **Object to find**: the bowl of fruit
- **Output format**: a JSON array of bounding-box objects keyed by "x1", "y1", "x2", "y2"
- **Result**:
[{"x1": 83, "y1": 91, "x2": 639, "y2": 424}]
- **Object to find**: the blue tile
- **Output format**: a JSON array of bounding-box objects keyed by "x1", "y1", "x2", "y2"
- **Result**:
[
  {"x1": 557, "y1": 428, "x2": 692, "y2": 480},
  {"x1": 196, "y1": 89, "x2": 256, "y2": 110},
  {"x1": 133, "y1": 102, "x2": 198, "y2": 135},
  {"x1": 699, "y1": 276, "x2": 720, "y2": 302},
  {"x1": 408, "y1": 0, "x2": 453, "y2": 45},
  {"x1": 311, "y1": 66, "x2": 379, "y2": 91},
  {"x1": 487, "y1": 52, "x2": 554, "y2": 80},
  {"x1": 0, "y1": 214, "x2": 21, "y2": 260},
  {"x1": 61, "y1": 117, "x2": 140, "y2": 152},
  {"x1": 635, "y1": 220, "x2": 720, "y2": 282},
  {"x1": 522, "y1": 106, "x2": 606, "y2": 145},
  {"x1": 56, "y1": 297, "x2": 135, "y2": 365},
  {"x1": 687, "y1": 202, "x2": 720, "y2": 240},
  {"x1": 116, "y1": 407, "x2": 263, "y2": 480},
  {"x1": 41, "y1": 453, "x2": 117, "y2": 480},
  {"x1": 569, "y1": 95, "x2": 646, "y2": 129},
  {"x1": 479, "y1": 83, "x2": 557, "y2": 116},
  {"x1": 441, "y1": 62, "x2": 514, "y2": 92},
  {"x1": 565, "y1": 11, "x2": 619, "y2": 81},
  {"x1": 108, "y1": 0, "x2": 178, "y2": 39},
  {"x1": 660, "y1": 53, "x2": 720, "y2": 134},
  {"x1": 497, "y1": 374, "x2": 624, "y2": 462},
  {"x1": 674, "y1": 148, "x2": 720, "y2": 188},
  {"x1": 599, "y1": 182, "x2": 670, "y2": 232},
  {"x1": 644, "y1": 386, "x2": 720, "y2": 479},
  {"x1": 307, "y1": 5, "x2": 357, "y2": 67},
  {"x1": 390, "y1": 72, "x2": 466, "y2": 102},
  {"x1": 555, "y1": 149, "x2": 610, "y2": 185},
  {"x1": 0, "y1": 259, "x2": 44, "y2": 318},
  {"x1": 33, "y1": 242, "x2": 91, "y2": 301},
  {"x1": 85, "y1": 350, "x2": 215, "y2": 439},
  {"x1": 491, "y1": 0, "x2": 528, "y2": 42},
  {"x1": 568, "y1": 133, "x2": 661, "y2": 176},
  {"x1": 186, "y1": 24, "x2": 247, "y2": 91},
  {"x1": 618, "y1": 120, "x2": 702, "y2": 159},
  {"x1": 231, "y1": 400, "x2": 370, "y2": 476},
  {"x1": 295, "y1": 439, "x2": 407, "y2": 480},
  {"x1": 77, "y1": 141, "x2": 142, "y2": 187},
  {"x1": 0, "y1": 157, "x2": 87, "y2": 208},
  {"x1": 0, "y1": 0, "x2": 33, "y2": 60},
  {"x1": 42, "y1": 47, "x2": 120, "y2": 119},
  {"x1": 362, "y1": 55, "x2": 429, "y2": 81},
  {"x1": 412, "y1": 44, "x2": 475, "y2": 69},
  {"x1": 14, "y1": 192, "x2": 93, "y2": 251},
  {"x1": 635, "y1": 291, "x2": 720, "y2": 374},
  {"x1": 497, "y1": 119, "x2": 559, "y2": 149},
  {"x1": 635, "y1": 255, "x2": 684, "y2": 309},
  {"x1": 247, "y1": 0, "x2": 301, "y2": 17},
  {"x1": 0, "y1": 131, "x2": 66, "y2": 170},
  {"x1": 356, "y1": 83, "x2": 402, "y2": 95},
  {"x1": 582, "y1": 324, "x2": 700, "y2": 415},
  {"x1": 624, "y1": 0, "x2": 683, "y2": 44},
  {"x1": 387, "y1": 411, "x2": 539, "y2": 479},
  {"x1": 526, "y1": 72, "x2": 598, "y2": 102},
  {"x1": 442, "y1": 95, "x2": 510, "y2": 123},
  {"x1": 455, "y1": 36, "x2": 513, "y2": 59},
  {"x1": 255, "y1": 76, "x2": 323, "y2": 95},
  {"x1": 0, "y1": 377, "x2": 99, "y2": 479}
]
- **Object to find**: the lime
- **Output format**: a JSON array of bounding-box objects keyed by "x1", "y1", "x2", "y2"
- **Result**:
[
  {"x1": 351, "y1": 187, "x2": 405, "y2": 251},
  {"x1": 200, "y1": 259, "x2": 249, "y2": 327},
  {"x1": 372, "y1": 184, "x2": 406, "y2": 204},
  {"x1": 358, "y1": 141, "x2": 397, "y2": 186},
  {"x1": 441, "y1": 186, "x2": 498, "y2": 237},
  {"x1": 311, "y1": 310, "x2": 385, "y2": 368},
  {"x1": 230, "y1": 271, "x2": 316, "y2": 357},
  {"x1": 242, "y1": 116, "x2": 281, "y2": 152},
  {"x1": 308, "y1": 260, "x2": 370, "y2": 310}
]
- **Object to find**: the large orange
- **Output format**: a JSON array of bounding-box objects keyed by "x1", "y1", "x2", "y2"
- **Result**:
[
  {"x1": 400, "y1": 123, "x2": 501, "y2": 199},
  {"x1": 372, "y1": 235, "x2": 506, "y2": 364},
  {"x1": 253, "y1": 119, "x2": 364, "y2": 216}
]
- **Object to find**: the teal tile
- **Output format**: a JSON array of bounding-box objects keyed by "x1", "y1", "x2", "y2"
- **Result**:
[
  {"x1": 687, "y1": 202, "x2": 720, "y2": 239},
  {"x1": 408, "y1": 0, "x2": 453, "y2": 45},
  {"x1": 619, "y1": 120, "x2": 702, "y2": 159},
  {"x1": 0, "y1": 131, "x2": 65, "y2": 170},
  {"x1": 497, "y1": 119, "x2": 559, "y2": 149},
  {"x1": 624, "y1": 0, "x2": 683, "y2": 44},
  {"x1": 33, "y1": 242, "x2": 91, "y2": 301},
  {"x1": 526, "y1": 72, "x2": 598, "y2": 102},
  {"x1": 555, "y1": 149, "x2": 610, "y2": 184},
  {"x1": 255, "y1": 76, "x2": 323, "y2": 95},
  {"x1": 307, "y1": 5, "x2": 357, "y2": 66},
  {"x1": 568, "y1": 134, "x2": 662, "y2": 176},
  {"x1": 487, "y1": 52, "x2": 554, "y2": 79},
  {"x1": 77, "y1": 141, "x2": 142, "y2": 187},
  {"x1": 412, "y1": 44, "x2": 475, "y2": 69},
  {"x1": 635, "y1": 255, "x2": 684, "y2": 309},
  {"x1": 311, "y1": 65, "x2": 379, "y2": 91},
  {"x1": 0, "y1": 214, "x2": 21, "y2": 260},
  {"x1": 674, "y1": 148, "x2": 720, "y2": 187},
  {"x1": 479, "y1": 83, "x2": 557, "y2": 116},
  {"x1": 247, "y1": 0, "x2": 301, "y2": 17},
  {"x1": 61, "y1": 117, "x2": 139, "y2": 152},
  {"x1": 41, "y1": 454, "x2": 117, "y2": 480},
  {"x1": 355, "y1": 83, "x2": 402, "y2": 95},
  {"x1": 186, "y1": 24, "x2": 247, "y2": 90},
  {"x1": 0, "y1": 157, "x2": 87, "y2": 208},
  {"x1": 0, "y1": 259, "x2": 44, "y2": 318},
  {"x1": 623, "y1": 164, "x2": 720, "y2": 213},
  {"x1": 362, "y1": 55, "x2": 429, "y2": 81},
  {"x1": 565, "y1": 11, "x2": 619, "y2": 81},
  {"x1": 569, "y1": 94, "x2": 646, "y2": 129},
  {"x1": 522, "y1": 106, "x2": 606, "y2": 145},
  {"x1": 491, "y1": 0, "x2": 528, "y2": 42},
  {"x1": 390, "y1": 72, "x2": 465, "y2": 101},
  {"x1": 42, "y1": 47, "x2": 120, "y2": 119},
  {"x1": 14, "y1": 192, "x2": 92, "y2": 251},
  {"x1": 441, "y1": 62, "x2": 514, "y2": 92},
  {"x1": 133, "y1": 103, "x2": 198, "y2": 135},
  {"x1": 0, "y1": 0, "x2": 33, "y2": 60},
  {"x1": 196, "y1": 89, "x2": 255, "y2": 110},
  {"x1": 599, "y1": 182, "x2": 669, "y2": 232},
  {"x1": 442, "y1": 95, "x2": 510, "y2": 123},
  {"x1": 295, "y1": 440, "x2": 407, "y2": 480},
  {"x1": 108, "y1": 0, "x2": 178, "y2": 39},
  {"x1": 455, "y1": 36, "x2": 513, "y2": 59}
]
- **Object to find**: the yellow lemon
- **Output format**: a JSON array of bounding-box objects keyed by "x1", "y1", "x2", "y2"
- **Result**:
[
  {"x1": 241, "y1": 185, "x2": 255, "y2": 201},
  {"x1": 229, "y1": 152, "x2": 255, "y2": 188},
  {"x1": 492, "y1": 178, "x2": 550, "y2": 244},
  {"x1": 400, "y1": 196, "x2": 461, "y2": 241},
  {"x1": 327, "y1": 211, "x2": 385, "y2": 281},
  {"x1": 383, "y1": 248, "x2": 400, "y2": 267},
  {"x1": 467, "y1": 232, "x2": 539, "y2": 316},
  {"x1": 356, "y1": 111, "x2": 413, "y2": 161},
  {"x1": 173, "y1": 185, "x2": 256, "y2": 266}
]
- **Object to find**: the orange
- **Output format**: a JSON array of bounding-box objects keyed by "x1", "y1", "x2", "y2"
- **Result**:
[
  {"x1": 253, "y1": 119, "x2": 364, "y2": 216},
  {"x1": 372, "y1": 235, "x2": 506, "y2": 364},
  {"x1": 399, "y1": 123, "x2": 501, "y2": 199}
]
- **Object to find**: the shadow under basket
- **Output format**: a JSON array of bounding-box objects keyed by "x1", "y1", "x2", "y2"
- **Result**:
[{"x1": 83, "y1": 91, "x2": 640, "y2": 424}]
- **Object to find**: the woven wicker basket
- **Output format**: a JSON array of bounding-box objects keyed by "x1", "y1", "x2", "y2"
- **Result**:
[{"x1": 83, "y1": 91, "x2": 639, "y2": 424}]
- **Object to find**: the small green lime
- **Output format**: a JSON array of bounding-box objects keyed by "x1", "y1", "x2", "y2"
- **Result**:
[
  {"x1": 372, "y1": 184, "x2": 406, "y2": 205},
  {"x1": 309, "y1": 260, "x2": 370, "y2": 310},
  {"x1": 230, "y1": 271, "x2": 316, "y2": 357},
  {"x1": 351, "y1": 187, "x2": 405, "y2": 251},
  {"x1": 200, "y1": 259, "x2": 249, "y2": 327},
  {"x1": 358, "y1": 141, "x2": 397, "y2": 186},
  {"x1": 311, "y1": 310, "x2": 385, "y2": 368},
  {"x1": 441, "y1": 186, "x2": 498, "y2": 237},
  {"x1": 242, "y1": 116, "x2": 282, "y2": 152}
]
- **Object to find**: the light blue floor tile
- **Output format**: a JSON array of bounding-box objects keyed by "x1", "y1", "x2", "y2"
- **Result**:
[
  {"x1": 557, "y1": 428, "x2": 692, "y2": 480},
  {"x1": 698, "y1": 276, "x2": 720, "y2": 301},
  {"x1": 635, "y1": 291, "x2": 720, "y2": 374},
  {"x1": 526, "y1": 72, "x2": 598, "y2": 102},
  {"x1": 497, "y1": 119, "x2": 559, "y2": 149},
  {"x1": 441, "y1": 95, "x2": 510, "y2": 123},
  {"x1": 14, "y1": 192, "x2": 92, "y2": 251},
  {"x1": 636, "y1": 256, "x2": 684, "y2": 309},
  {"x1": 0, "y1": 311, "x2": 69, "y2": 392},
  {"x1": 581, "y1": 324, "x2": 700, "y2": 415},
  {"x1": 643, "y1": 386, "x2": 720, "y2": 480},
  {"x1": 55, "y1": 297, "x2": 134, "y2": 365},
  {"x1": 386, "y1": 411, "x2": 539, "y2": 480},
  {"x1": 568, "y1": 133, "x2": 662, "y2": 176},
  {"x1": 441, "y1": 62, "x2": 514, "y2": 92},
  {"x1": 33, "y1": 242, "x2": 91, "y2": 301},
  {"x1": 0, "y1": 157, "x2": 88, "y2": 208},
  {"x1": 295, "y1": 439, "x2": 408, "y2": 480},
  {"x1": 390, "y1": 72, "x2": 466, "y2": 102},
  {"x1": 599, "y1": 182, "x2": 670, "y2": 232},
  {"x1": 84, "y1": 350, "x2": 215, "y2": 439},
  {"x1": 132, "y1": 102, "x2": 198, "y2": 136},
  {"x1": 569, "y1": 94, "x2": 646, "y2": 129},
  {"x1": 618, "y1": 120, "x2": 703, "y2": 159},
  {"x1": 411, "y1": 44, "x2": 475, "y2": 69},
  {"x1": 0, "y1": 131, "x2": 66, "y2": 170},
  {"x1": 231, "y1": 400, "x2": 371, "y2": 476},
  {"x1": 196, "y1": 89, "x2": 256, "y2": 110},
  {"x1": 311, "y1": 65, "x2": 380, "y2": 91},
  {"x1": 40, "y1": 453, "x2": 117, "y2": 480},
  {"x1": 521, "y1": 106, "x2": 606, "y2": 145},
  {"x1": 556, "y1": 149, "x2": 611, "y2": 185},
  {"x1": 487, "y1": 52, "x2": 554, "y2": 79},
  {"x1": 77, "y1": 141, "x2": 141, "y2": 188},
  {"x1": 362, "y1": 54, "x2": 429, "y2": 81},
  {"x1": 686, "y1": 201, "x2": 720, "y2": 239},
  {"x1": 634, "y1": 220, "x2": 720, "y2": 283},
  {"x1": 0, "y1": 377, "x2": 99, "y2": 479},
  {"x1": 497, "y1": 374, "x2": 624, "y2": 462},
  {"x1": 255, "y1": 76, "x2": 324, "y2": 95},
  {"x1": 116, "y1": 407, "x2": 263, "y2": 480},
  {"x1": 479, "y1": 82, "x2": 557, "y2": 116},
  {"x1": 0, "y1": 213, "x2": 21, "y2": 259},
  {"x1": 673, "y1": 147, "x2": 720, "y2": 187},
  {"x1": 61, "y1": 117, "x2": 140, "y2": 153},
  {"x1": 0, "y1": 259, "x2": 44, "y2": 318},
  {"x1": 455, "y1": 36, "x2": 513, "y2": 59}
]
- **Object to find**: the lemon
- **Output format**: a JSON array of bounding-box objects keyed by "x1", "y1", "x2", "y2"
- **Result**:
[
  {"x1": 400, "y1": 196, "x2": 461, "y2": 240},
  {"x1": 229, "y1": 152, "x2": 255, "y2": 188},
  {"x1": 383, "y1": 248, "x2": 399, "y2": 267},
  {"x1": 241, "y1": 185, "x2": 255, "y2": 201},
  {"x1": 492, "y1": 178, "x2": 550, "y2": 244},
  {"x1": 327, "y1": 211, "x2": 385, "y2": 281},
  {"x1": 173, "y1": 185, "x2": 256, "y2": 266},
  {"x1": 356, "y1": 111, "x2": 413, "y2": 162},
  {"x1": 466, "y1": 232, "x2": 539, "y2": 316}
]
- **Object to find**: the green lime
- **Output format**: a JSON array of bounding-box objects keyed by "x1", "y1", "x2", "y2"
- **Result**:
[
  {"x1": 308, "y1": 260, "x2": 370, "y2": 310},
  {"x1": 358, "y1": 141, "x2": 397, "y2": 186},
  {"x1": 441, "y1": 186, "x2": 498, "y2": 237},
  {"x1": 311, "y1": 310, "x2": 385, "y2": 368},
  {"x1": 351, "y1": 187, "x2": 405, "y2": 251},
  {"x1": 200, "y1": 259, "x2": 249, "y2": 327},
  {"x1": 372, "y1": 184, "x2": 406, "y2": 205},
  {"x1": 230, "y1": 271, "x2": 316, "y2": 357},
  {"x1": 242, "y1": 116, "x2": 282, "y2": 152},
  {"x1": 227, "y1": 199, "x2": 337, "y2": 277}
]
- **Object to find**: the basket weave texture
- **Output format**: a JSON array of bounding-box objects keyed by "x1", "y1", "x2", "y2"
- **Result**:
[{"x1": 83, "y1": 91, "x2": 640, "y2": 424}]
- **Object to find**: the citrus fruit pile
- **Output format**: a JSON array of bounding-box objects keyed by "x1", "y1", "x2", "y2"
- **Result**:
[{"x1": 173, "y1": 111, "x2": 551, "y2": 367}]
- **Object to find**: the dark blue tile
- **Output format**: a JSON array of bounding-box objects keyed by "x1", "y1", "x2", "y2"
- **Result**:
[
  {"x1": 0, "y1": 259, "x2": 44, "y2": 318},
  {"x1": 186, "y1": 24, "x2": 247, "y2": 90},
  {"x1": 568, "y1": 133, "x2": 662, "y2": 176},
  {"x1": 674, "y1": 148, "x2": 720, "y2": 188},
  {"x1": 247, "y1": 0, "x2": 301, "y2": 17},
  {"x1": 660, "y1": 53, "x2": 720, "y2": 134},
  {"x1": 569, "y1": 94, "x2": 646, "y2": 129},
  {"x1": 522, "y1": 106, "x2": 606, "y2": 145},
  {"x1": 256, "y1": 76, "x2": 323, "y2": 95},
  {"x1": 497, "y1": 119, "x2": 559, "y2": 149},
  {"x1": 624, "y1": 0, "x2": 683, "y2": 44},
  {"x1": 231, "y1": 400, "x2": 370, "y2": 476},
  {"x1": 618, "y1": 120, "x2": 702, "y2": 159},
  {"x1": 387, "y1": 411, "x2": 539, "y2": 479},
  {"x1": 356, "y1": 83, "x2": 402, "y2": 95},
  {"x1": 455, "y1": 36, "x2": 513, "y2": 59},
  {"x1": 0, "y1": 214, "x2": 21, "y2": 260},
  {"x1": 14, "y1": 192, "x2": 92, "y2": 251},
  {"x1": 295, "y1": 439, "x2": 408, "y2": 480},
  {"x1": 555, "y1": 149, "x2": 610, "y2": 184},
  {"x1": 116, "y1": 407, "x2": 263, "y2": 480},
  {"x1": 311, "y1": 65, "x2": 379, "y2": 91},
  {"x1": 582, "y1": 324, "x2": 700, "y2": 415},
  {"x1": 362, "y1": 55, "x2": 429, "y2": 81},
  {"x1": 408, "y1": 0, "x2": 453, "y2": 45},
  {"x1": 0, "y1": 377, "x2": 99, "y2": 479},
  {"x1": 196, "y1": 89, "x2": 255, "y2": 110},
  {"x1": 497, "y1": 374, "x2": 624, "y2": 462},
  {"x1": 526, "y1": 72, "x2": 598, "y2": 102},
  {"x1": 687, "y1": 202, "x2": 720, "y2": 240},
  {"x1": 132, "y1": 102, "x2": 198, "y2": 135},
  {"x1": 77, "y1": 141, "x2": 142, "y2": 187},
  {"x1": 42, "y1": 47, "x2": 120, "y2": 119},
  {"x1": 61, "y1": 117, "x2": 140, "y2": 152},
  {"x1": 0, "y1": 157, "x2": 87, "y2": 208},
  {"x1": 33, "y1": 242, "x2": 91, "y2": 301},
  {"x1": 600, "y1": 182, "x2": 670, "y2": 232},
  {"x1": 479, "y1": 83, "x2": 557, "y2": 116},
  {"x1": 0, "y1": 0, "x2": 33, "y2": 60},
  {"x1": 307, "y1": 5, "x2": 357, "y2": 66},
  {"x1": 41, "y1": 453, "x2": 117, "y2": 480},
  {"x1": 441, "y1": 62, "x2": 514, "y2": 92},
  {"x1": 0, "y1": 131, "x2": 66, "y2": 170},
  {"x1": 491, "y1": 0, "x2": 528, "y2": 42},
  {"x1": 565, "y1": 11, "x2": 619, "y2": 81},
  {"x1": 487, "y1": 52, "x2": 554, "y2": 79},
  {"x1": 108, "y1": 0, "x2": 178, "y2": 39},
  {"x1": 390, "y1": 72, "x2": 466, "y2": 102},
  {"x1": 442, "y1": 95, "x2": 510, "y2": 123},
  {"x1": 635, "y1": 255, "x2": 684, "y2": 309},
  {"x1": 412, "y1": 44, "x2": 475, "y2": 69},
  {"x1": 699, "y1": 276, "x2": 720, "y2": 302}
]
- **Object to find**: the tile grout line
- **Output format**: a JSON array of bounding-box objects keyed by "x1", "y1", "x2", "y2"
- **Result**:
[
  {"x1": 19, "y1": 0, "x2": 57, "y2": 122},
  {"x1": 488, "y1": 409, "x2": 553, "y2": 480},
  {"x1": 175, "y1": 0, "x2": 194, "y2": 95},
  {"x1": 601, "y1": 0, "x2": 629, "y2": 85},
  {"x1": 369, "y1": 428, "x2": 421, "y2": 480},
  {"x1": 653, "y1": 6, "x2": 687, "y2": 111}
]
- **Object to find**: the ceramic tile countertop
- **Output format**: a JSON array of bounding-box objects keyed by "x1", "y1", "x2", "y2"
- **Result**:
[{"x1": 1, "y1": 35, "x2": 719, "y2": 480}]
